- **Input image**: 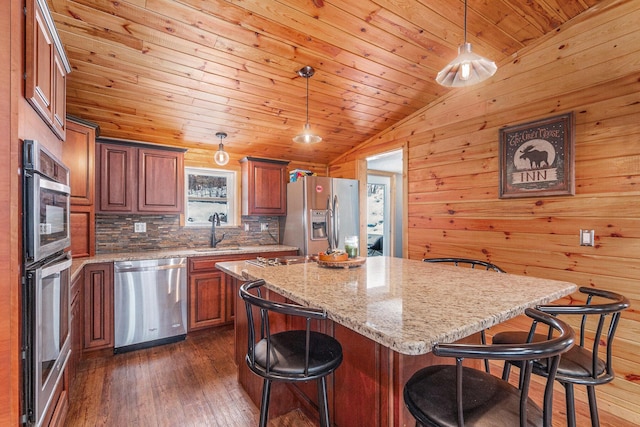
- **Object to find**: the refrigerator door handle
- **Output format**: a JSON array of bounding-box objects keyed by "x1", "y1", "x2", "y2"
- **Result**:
[
  {"x1": 326, "y1": 196, "x2": 334, "y2": 252},
  {"x1": 333, "y1": 195, "x2": 339, "y2": 251}
]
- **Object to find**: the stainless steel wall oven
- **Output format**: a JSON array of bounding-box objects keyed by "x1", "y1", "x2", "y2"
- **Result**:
[
  {"x1": 23, "y1": 140, "x2": 71, "y2": 264},
  {"x1": 22, "y1": 140, "x2": 72, "y2": 427}
]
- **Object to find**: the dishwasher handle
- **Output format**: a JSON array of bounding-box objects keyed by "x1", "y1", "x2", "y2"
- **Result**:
[{"x1": 115, "y1": 262, "x2": 186, "y2": 273}]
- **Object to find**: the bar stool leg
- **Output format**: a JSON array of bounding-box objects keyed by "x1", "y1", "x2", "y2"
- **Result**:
[
  {"x1": 564, "y1": 382, "x2": 577, "y2": 427},
  {"x1": 317, "y1": 377, "x2": 330, "y2": 427},
  {"x1": 587, "y1": 385, "x2": 600, "y2": 427},
  {"x1": 260, "y1": 378, "x2": 272, "y2": 427}
]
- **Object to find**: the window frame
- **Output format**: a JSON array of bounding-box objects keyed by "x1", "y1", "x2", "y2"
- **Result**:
[{"x1": 184, "y1": 167, "x2": 238, "y2": 227}]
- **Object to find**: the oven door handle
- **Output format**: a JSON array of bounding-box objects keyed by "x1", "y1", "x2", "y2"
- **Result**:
[
  {"x1": 37, "y1": 174, "x2": 71, "y2": 196},
  {"x1": 40, "y1": 255, "x2": 72, "y2": 277}
]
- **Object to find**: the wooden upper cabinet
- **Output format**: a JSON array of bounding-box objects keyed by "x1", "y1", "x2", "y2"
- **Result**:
[
  {"x1": 138, "y1": 147, "x2": 184, "y2": 213},
  {"x1": 97, "y1": 142, "x2": 136, "y2": 212},
  {"x1": 25, "y1": 0, "x2": 70, "y2": 140},
  {"x1": 52, "y1": 52, "x2": 67, "y2": 138},
  {"x1": 64, "y1": 118, "x2": 98, "y2": 206},
  {"x1": 64, "y1": 117, "x2": 99, "y2": 258},
  {"x1": 97, "y1": 139, "x2": 185, "y2": 214},
  {"x1": 240, "y1": 157, "x2": 289, "y2": 216}
]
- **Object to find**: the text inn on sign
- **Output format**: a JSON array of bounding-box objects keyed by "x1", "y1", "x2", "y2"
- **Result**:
[{"x1": 499, "y1": 112, "x2": 575, "y2": 199}]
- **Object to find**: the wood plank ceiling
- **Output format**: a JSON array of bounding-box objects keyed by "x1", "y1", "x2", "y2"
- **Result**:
[{"x1": 48, "y1": 0, "x2": 602, "y2": 165}]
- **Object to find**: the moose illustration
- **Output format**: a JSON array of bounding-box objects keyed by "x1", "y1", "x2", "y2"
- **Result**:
[{"x1": 519, "y1": 145, "x2": 549, "y2": 169}]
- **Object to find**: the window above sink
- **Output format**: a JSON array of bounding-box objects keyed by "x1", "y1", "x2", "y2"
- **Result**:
[{"x1": 185, "y1": 167, "x2": 238, "y2": 227}]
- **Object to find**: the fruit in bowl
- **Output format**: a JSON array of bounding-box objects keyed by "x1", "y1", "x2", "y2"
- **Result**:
[{"x1": 317, "y1": 251, "x2": 348, "y2": 262}]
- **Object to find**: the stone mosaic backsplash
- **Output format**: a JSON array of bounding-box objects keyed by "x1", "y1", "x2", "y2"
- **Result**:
[{"x1": 95, "y1": 214, "x2": 282, "y2": 254}]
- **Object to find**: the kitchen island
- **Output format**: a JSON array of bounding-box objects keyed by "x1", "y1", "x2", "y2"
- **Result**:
[{"x1": 217, "y1": 256, "x2": 577, "y2": 426}]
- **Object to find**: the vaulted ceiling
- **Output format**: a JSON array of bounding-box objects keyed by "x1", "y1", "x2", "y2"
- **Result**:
[{"x1": 48, "y1": 0, "x2": 602, "y2": 165}]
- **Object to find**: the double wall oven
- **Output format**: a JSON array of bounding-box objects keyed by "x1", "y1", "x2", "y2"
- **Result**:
[{"x1": 22, "y1": 140, "x2": 72, "y2": 427}]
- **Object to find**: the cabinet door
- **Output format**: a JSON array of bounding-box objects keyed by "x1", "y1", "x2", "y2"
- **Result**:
[
  {"x1": 83, "y1": 263, "x2": 114, "y2": 351},
  {"x1": 65, "y1": 120, "x2": 97, "y2": 257},
  {"x1": 189, "y1": 272, "x2": 226, "y2": 330},
  {"x1": 52, "y1": 51, "x2": 66, "y2": 139},
  {"x1": 225, "y1": 274, "x2": 236, "y2": 323},
  {"x1": 138, "y1": 147, "x2": 184, "y2": 213},
  {"x1": 64, "y1": 120, "x2": 96, "y2": 206},
  {"x1": 242, "y1": 159, "x2": 288, "y2": 215},
  {"x1": 68, "y1": 273, "x2": 83, "y2": 388},
  {"x1": 25, "y1": 0, "x2": 54, "y2": 125},
  {"x1": 69, "y1": 207, "x2": 94, "y2": 258},
  {"x1": 97, "y1": 143, "x2": 136, "y2": 212}
]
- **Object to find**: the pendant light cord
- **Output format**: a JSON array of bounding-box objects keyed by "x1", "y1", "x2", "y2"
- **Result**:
[
  {"x1": 464, "y1": 0, "x2": 468, "y2": 44},
  {"x1": 305, "y1": 75, "x2": 310, "y2": 126}
]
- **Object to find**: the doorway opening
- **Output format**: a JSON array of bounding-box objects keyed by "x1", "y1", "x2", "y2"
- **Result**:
[{"x1": 366, "y1": 150, "x2": 403, "y2": 257}]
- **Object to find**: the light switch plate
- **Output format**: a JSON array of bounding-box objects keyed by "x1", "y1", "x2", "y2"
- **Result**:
[
  {"x1": 580, "y1": 229, "x2": 594, "y2": 246},
  {"x1": 134, "y1": 222, "x2": 146, "y2": 233}
]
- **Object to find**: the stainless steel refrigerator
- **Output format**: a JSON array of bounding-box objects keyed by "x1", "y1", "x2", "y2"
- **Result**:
[{"x1": 283, "y1": 176, "x2": 359, "y2": 255}]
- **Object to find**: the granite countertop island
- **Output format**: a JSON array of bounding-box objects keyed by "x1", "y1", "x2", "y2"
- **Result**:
[{"x1": 217, "y1": 256, "x2": 577, "y2": 355}]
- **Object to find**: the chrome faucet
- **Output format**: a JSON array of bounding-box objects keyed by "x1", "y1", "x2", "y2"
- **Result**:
[{"x1": 210, "y1": 213, "x2": 225, "y2": 248}]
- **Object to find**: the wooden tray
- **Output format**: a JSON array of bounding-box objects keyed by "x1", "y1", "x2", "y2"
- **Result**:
[{"x1": 317, "y1": 257, "x2": 366, "y2": 269}]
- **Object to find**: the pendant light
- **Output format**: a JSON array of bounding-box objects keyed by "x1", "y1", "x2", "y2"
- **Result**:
[
  {"x1": 214, "y1": 132, "x2": 229, "y2": 166},
  {"x1": 435, "y1": 0, "x2": 497, "y2": 87},
  {"x1": 293, "y1": 66, "x2": 322, "y2": 144}
]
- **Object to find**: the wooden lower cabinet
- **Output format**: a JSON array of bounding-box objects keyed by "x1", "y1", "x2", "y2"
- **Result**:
[
  {"x1": 68, "y1": 272, "x2": 83, "y2": 386},
  {"x1": 189, "y1": 251, "x2": 296, "y2": 332},
  {"x1": 83, "y1": 263, "x2": 114, "y2": 351},
  {"x1": 189, "y1": 269, "x2": 227, "y2": 330}
]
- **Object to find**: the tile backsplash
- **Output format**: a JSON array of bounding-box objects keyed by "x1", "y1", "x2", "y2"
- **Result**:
[{"x1": 95, "y1": 214, "x2": 282, "y2": 253}]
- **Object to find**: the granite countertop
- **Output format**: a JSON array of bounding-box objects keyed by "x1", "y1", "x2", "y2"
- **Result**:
[
  {"x1": 69, "y1": 245, "x2": 298, "y2": 280},
  {"x1": 216, "y1": 257, "x2": 577, "y2": 356}
]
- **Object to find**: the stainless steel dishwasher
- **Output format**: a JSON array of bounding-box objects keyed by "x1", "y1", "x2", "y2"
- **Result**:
[{"x1": 114, "y1": 257, "x2": 187, "y2": 353}]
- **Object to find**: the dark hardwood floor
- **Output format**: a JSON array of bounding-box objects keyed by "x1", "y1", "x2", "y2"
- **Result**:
[
  {"x1": 64, "y1": 325, "x2": 315, "y2": 427},
  {"x1": 65, "y1": 325, "x2": 631, "y2": 427}
]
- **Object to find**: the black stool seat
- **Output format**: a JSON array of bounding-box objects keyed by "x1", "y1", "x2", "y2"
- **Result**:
[
  {"x1": 405, "y1": 365, "x2": 544, "y2": 427},
  {"x1": 252, "y1": 330, "x2": 343, "y2": 378},
  {"x1": 493, "y1": 332, "x2": 606, "y2": 380},
  {"x1": 404, "y1": 308, "x2": 574, "y2": 427}
]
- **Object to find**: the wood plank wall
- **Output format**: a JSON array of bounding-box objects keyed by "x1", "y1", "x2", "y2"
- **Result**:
[{"x1": 329, "y1": 0, "x2": 640, "y2": 423}]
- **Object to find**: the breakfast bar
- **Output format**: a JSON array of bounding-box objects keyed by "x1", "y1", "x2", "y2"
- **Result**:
[{"x1": 217, "y1": 256, "x2": 577, "y2": 426}]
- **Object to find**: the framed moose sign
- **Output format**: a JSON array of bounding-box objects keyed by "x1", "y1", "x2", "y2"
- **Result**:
[{"x1": 499, "y1": 112, "x2": 575, "y2": 198}]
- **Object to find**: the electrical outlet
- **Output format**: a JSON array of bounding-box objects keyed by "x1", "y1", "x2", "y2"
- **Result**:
[
  {"x1": 244, "y1": 223, "x2": 250, "y2": 232},
  {"x1": 580, "y1": 229, "x2": 594, "y2": 246},
  {"x1": 134, "y1": 222, "x2": 146, "y2": 233},
  {"x1": 260, "y1": 223, "x2": 268, "y2": 231}
]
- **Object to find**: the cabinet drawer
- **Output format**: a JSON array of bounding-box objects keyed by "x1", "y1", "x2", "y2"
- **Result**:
[
  {"x1": 188, "y1": 254, "x2": 254, "y2": 273},
  {"x1": 189, "y1": 257, "x2": 219, "y2": 273}
]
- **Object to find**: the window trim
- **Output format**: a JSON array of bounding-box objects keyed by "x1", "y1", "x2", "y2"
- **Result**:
[{"x1": 184, "y1": 167, "x2": 238, "y2": 227}]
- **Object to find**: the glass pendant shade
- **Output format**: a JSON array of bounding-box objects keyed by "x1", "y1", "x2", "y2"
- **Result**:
[
  {"x1": 435, "y1": 43, "x2": 497, "y2": 87},
  {"x1": 214, "y1": 132, "x2": 229, "y2": 166},
  {"x1": 293, "y1": 123, "x2": 322, "y2": 144},
  {"x1": 435, "y1": 0, "x2": 497, "y2": 88},
  {"x1": 293, "y1": 66, "x2": 322, "y2": 144}
]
